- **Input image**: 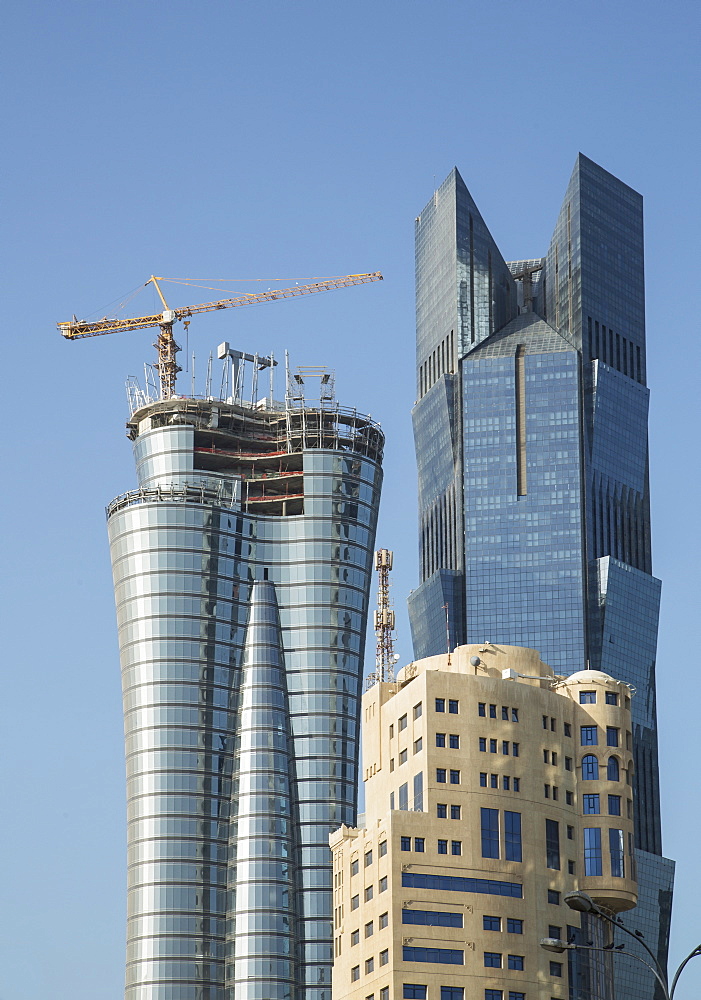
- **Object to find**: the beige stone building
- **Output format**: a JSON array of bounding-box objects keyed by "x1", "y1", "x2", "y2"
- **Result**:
[{"x1": 330, "y1": 644, "x2": 636, "y2": 1000}]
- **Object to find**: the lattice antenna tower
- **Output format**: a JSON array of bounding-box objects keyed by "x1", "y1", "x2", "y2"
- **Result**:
[{"x1": 374, "y1": 549, "x2": 397, "y2": 683}]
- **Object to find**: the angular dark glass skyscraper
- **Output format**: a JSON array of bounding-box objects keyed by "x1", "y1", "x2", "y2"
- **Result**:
[{"x1": 409, "y1": 156, "x2": 673, "y2": 998}]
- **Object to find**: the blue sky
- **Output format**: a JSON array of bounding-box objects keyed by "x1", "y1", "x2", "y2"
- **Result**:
[{"x1": 1, "y1": 1, "x2": 699, "y2": 996}]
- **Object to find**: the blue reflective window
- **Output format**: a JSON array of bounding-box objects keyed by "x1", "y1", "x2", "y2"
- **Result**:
[
  {"x1": 403, "y1": 945, "x2": 463, "y2": 965},
  {"x1": 606, "y1": 692, "x2": 619, "y2": 706},
  {"x1": 402, "y1": 872, "x2": 522, "y2": 898},
  {"x1": 579, "y1": 691, "x2": 596, "y2": 704},
  {"x1": 414, "y1": 838, "x2": 425, "y2": 853},
  {"x1": 508, "y1": 955, "x2": 524, "y2": 970},
  {"x1": 505, "y1": 811, "x2": 522, "y2": 862},
  {"x1": 480, "y1": 773, "x2": 487, "y2": 787},
  {"x1": 403, "y1": 987, "x2": 427, "y2": 1000},
  {"x1": 583, "y1": 794, "x2": 600, "y2": 814},
  {"x1": 441, "y1": 989, "x2": 464, "y2": 1000},
  {"x1": 608, "y1": 795, "x2": 621, "y2": 816},
  {"x1": 435, "y1": 699, "x2": 445, "y2": 713},
  {"x1": 507, "y1": 918, "x2": 523, "y2": 934},
  {"x1": 550, "y1": 961, "x2": 563, "y2": 977},
  {"x1": 403, "y1": 909, "x2": 463, "y2": 928},
  {"x1": 437, "y1": 839, "x2": 447, "y2": 854},
  {"x1": 584, "y1": 828, "x2": 602, "y2": 876},
  {"x1": 483, "y1": 915, "x2": 501, "y2": 931},
  {"x1": 437, "y1": 803, "x2": 447, "y2": 818},
  {"x1": 449, "y1": 770, "x2": 460, "y2": 784},
  {"x1": 582, "y1": 754, "x2": 599, "y2": 780},
  {"x1": 479, "y1": 738, "x2": 487, "y2": 752},
  {"x1": 545, "y1": 819, "x2": 560, "y2": 870},
  {"x1": 436, "y1": 733, "x2": 446, "y2": 747},
  {"x1": 607, "y1": 756, "x2": 620, "y2": 781},
  {"x1": 449, "y1": 700, "x2": 459, "y2": 714},
  {"x1": 509, "y1": 994, "x2": 526, "y2": 1000},
  {"x1": 401, "y1": 837, "x2": 411, "y2": 851},
  {"x1": 481, "y1": 808, "x2": 500, "y2": 859},
  {"x1": 449, "y1": 734, "x2": 460, "y2": 749},
  {"x1": 484, "y1": 951, "x2": 502, "y2": 967},
  {"x1": 436, "y1": 768, "x2": 447, "y2": 783},
  {"x1": 607, "y1": 727, "x2": 619, "y2": 747},
  {"x1": 450, "y1": 804, "x2": 461, "y2": 820},
  {"x1": 478, "y1": 702, "x2": 486, "y2": 717},
  {"x1": 581, "y1": 726, "x2": 598, "y2": 746},
  {"x1": 609, "y1": 828, "x2": 625, "y2": 877},
  {"x1": 485, "y1": 992, "x2": 503, "y2": 1000}
]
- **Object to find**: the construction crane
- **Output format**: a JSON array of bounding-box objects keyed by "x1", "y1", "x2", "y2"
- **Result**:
[
  {"x1": 58, "y1": 272, "x2": 383, "y2": 400},
  {"x1": 372, "y1": 548, "x2": 397, "y2": 685}
]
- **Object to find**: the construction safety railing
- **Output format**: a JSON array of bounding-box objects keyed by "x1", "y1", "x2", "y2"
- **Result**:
[{"x1": 106, "y1": 480, "x2": 239, "y2": 519}]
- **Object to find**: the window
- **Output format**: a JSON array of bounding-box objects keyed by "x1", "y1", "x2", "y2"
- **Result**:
[
  {"x1": 399, "y1": 783, "x2": 408, "y2": 810},
  {"x1": 627, "y1": 799, "x2": 633, "y2": 819},
  {"x1": 512, "y1": 708, "x2": 519, "y2": 723},
  {"x1": 415, "y1": 838, "x2": 425, "y2": 853},
  {"x1": 401, "y1": 871, "x2": 523, "y2": 898},
  {"x1": 550, "y1": 961, "x2": 563, "y2": 977},
  {"x1": 568, "y1": 859, "x2": 575, "y2": 874},
  {"x1": 479, "y1": 737, "x2": 487, "y2": 752},
  {"x1": 351, "y1": 859, "x2": 359, "y2": 876},
  {"x1": 565, "y1": 756, "x2": 573, "y2": 771},
  {"x1": 484, "y1": 952, "x2": 502, "y2": 968},
  {"x1": 441, "y1": 989, "x2": 464, "y2": 1000},
  {"x1": 365, "y1": 920, "x2": 374, "y2": 937},
  {"x1": 542, "y1": 715, "x2": 548, "y2": 730},
  {"x1": 351, "y1": 894, "x2": 359, "y2": 910},
  {"x1": 389, "y1": 724, "x2": 394, "y2": 739},
  {"x1": 351, "y1": 965, "x2": 360, "y2": 981},
  {"x1": 567, "y1": 825, "x2": 574, "y2": 840},
  {"x1": 449, "y1": 769, "x2": 460, "y2": 784},
  {"x1": 509, "y1": 994, "x2": 526, "y2": 1000},
  {"x1": 564, "y1": 723, "x2": 572, "y2": 737},
  {"x1": 483, "y1": 915, "x2": 501, "y2": 931},
  {"x1": 489, "y1": 704, "x2": 497, "y2": 718},
  {"x1": 544, "y1": 784, "x2": 550, "y2": 799},
  {"x1": 584, "y1": 827, "x2": 603, "y2": 876},
  {"x1": 583, "y1": 794, "x2": 600, "y2": 814},
  {"x1": 449, "y1": 699, "x2": 459, "y2": 714},
  {"x1": 491, "y1": 774, "x2": 499, "y2": 788},
  {"x1": 507, "y1": 918, "x2": 523, "y2": 934},
  {"x1": 548, "y1": 889, "x2": 560, "y2": 904},
  {"x1": 551, "y1": 718, "x2": 556, "y2": 732},
  {"x1": 502, "y1": 741, "x2": 510, "y2": 755},
  {"x1": 451, "y1": 840, "x2": 462, "y2": 856},
  {"x1": 485, "y1": 992, "x2": 503, "y2": 1000},
  {"x1": 390, "y1": 759, "x2": 395, "y2": 772},
  {"x1": 582, "y1": 754, "x2": 599, "y2": 780},
  {"x1": 436, "y1": 732, "x2": 446, "y2": 747},
  {"x1": 380, "y1": 949, "x2": 389, "y2": 966},
  {"x1": 610, "y1": 828, "x2": 625, "y2": 877},
  {"x1": 414, "y1": 771, "x2": 424, "y2": 811},
  {"x1": 508, "y1": 955, "x2": 524, "y2": 970},
  {"x1": 403, "y1": 946, "x2": 463, "y2": 965},
  {"x1": 403, "y1": 988, "x2": 427, "y2": 1000},
  {"x1": 365, "y1": 850, "x2": 373, "y2": 867},
  {"x1": 606, "y1": 727, "x2": 619, "y2": 747},
  {"x1": 566, "y1": 790, "x2": 573, "y2": 805},
  {"x1": 436, "y1": 768, "x2": 447, "y2": 783},
  {"x1": 450, "y1": 804, "x2": 461, "y2": 820},
  {"x1": 365, "y1": 885, "x2": 374, "y2": 901},
  {"x1": 480, "y1": 772, "x2": 487, "y2": 787},
  {"x1": 490, "y1": 739, "x2": 498, "y2": 753},
  {"x1": 581, "y1": 726, "x2": 598, "y2": 746},
  {"x1": 437, "y1": 839, "x2": 448, "y2": 854},
  {"x1": 379, "y1": 911, "x2": 388, "y2": 928},
  {"x1": 351, "y1": 929, "x2": 360, "y2": 945},
  {"x1": 437, "y1": 802, "x2": 447, "y2": 817},
  {"x1": 503, "y1": 776, "x2": 510, "y2": 790},
  {"x1": 379, "y1": 840, "x2": 387, "y2": 857},
  {"x1": 399, "y1": 714, "x2": 407, "y2": 731},
  {"x1": 478, "y1": 702, "x2": 486, "y2": 717},
  {"x1": 606, "y1": 691, "x2": 619, "y2": 706},
  {"x1": 414, "y1": 702, "x2": 423, "y2": 720},
  {"x1": 513, "y1": 778, "x2": 520, "y2": 792},
  {"x1": 414, "y1": 738, "x2": 423, "y2": 754},
  {"x1": 481, "y1": 808, "x2": 500, "y2": 859},
  {"x1": 379, "y1": 876, "x2": 388, "y2": 892},
  {"x1": 502, "y1": 706, "x2": 509, "y2": 720},
  {"x1": 552, "y1": 751, "x2": 558, "y2": 765},
  {"x1": 505, "y1": 811, "x2": 522, "y2": 862},
  {"x1": 543, "y1": 749, "x2": 549, "y2": 764},
  {"x1": 552, "y1": 786, "x2": 559, "y2": 801},
  {"x1": 546, "y1": 819, "x2": 560, "y2": 870},
  {"x1": 401, "y1": 836, "x2": 411, "y2": 851},
  {"x1": 626, "y1": 731, "x2": 632, "y2": 750},
  {"x1": 449, "y1": 734, "x2": 460, "y2": 749},
  {"x1": 403, "y1": 909, "x2": 463, "y2": 928},
  {"x1": 365, "y1": 957, "x2": 374, "y2": 974},
  {"x1": 399, "y1": 749, "x2": 408, "y2": 765},
  {"x1": 580, "y1": 691, "x2": 596, "y2": 704},
  {"x1": 435, "y1": 698, "x2": 445, "y2": 713},
  {"x1": 548, "y1": 924, "x2": 561, "y2": 939},
  {"x1": 607, "y1": 756, "x2": 620, "y2": 781},
  {"x1": 512, "y1": 743, "x2": 520, "y2": 757}
]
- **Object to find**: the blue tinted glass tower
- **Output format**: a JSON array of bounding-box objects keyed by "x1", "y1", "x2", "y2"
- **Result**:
[
  {"x1": 409, "y1": 156, "x2": 673, "y2": 998},
  {"x1": 108, "y1": 362, "x2": 383, "y2": 1000}
]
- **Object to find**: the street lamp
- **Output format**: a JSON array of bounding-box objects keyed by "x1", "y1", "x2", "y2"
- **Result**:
[{"x1": 537, "y1": 890, "x2": 701, "y2": 1000}]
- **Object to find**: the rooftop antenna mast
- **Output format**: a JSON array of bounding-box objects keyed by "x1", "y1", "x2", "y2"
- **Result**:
[{"x1": 374, "y1": 549, "x2": 397, "y2": 683}]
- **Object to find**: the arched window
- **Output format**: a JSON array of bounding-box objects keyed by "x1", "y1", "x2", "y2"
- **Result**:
[
  {"x1": 582, "y1": 754, "x2": 599, "y2": 780},
  {"x1": 607, "y1": 756, "x2": 620, "y2": 781}
]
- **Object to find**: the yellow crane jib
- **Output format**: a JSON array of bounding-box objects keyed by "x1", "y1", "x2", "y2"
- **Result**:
[{"x1": 58, "y1": 272, "x2": 383, "y2": 400}]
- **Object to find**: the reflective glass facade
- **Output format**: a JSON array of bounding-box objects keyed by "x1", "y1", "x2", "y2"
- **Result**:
[
  {"x1": 109, "y1": 393, "x2": 383, "y2": 999},
  {"x1": 409, "y1": 157, "x2": 673, "y2": 999}
]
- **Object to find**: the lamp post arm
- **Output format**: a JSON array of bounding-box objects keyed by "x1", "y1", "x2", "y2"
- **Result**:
[
  {"x1": 550, "y1": 942, "x2": 670, "y2": 1000},
  {"x1": 594, "y1": 905, "x2": 669, "y2": 987},
  {"x1": 669, "y1": 944, "x2": 701, "y2": 998}
]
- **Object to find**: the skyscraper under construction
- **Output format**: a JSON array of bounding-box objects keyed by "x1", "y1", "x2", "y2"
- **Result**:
[
  {"x1": 108, "y1": 356, "x2": 383, "y2": 999},
  {"x1": 408, "y1": 156, "x2": 673, "y2": 998}
]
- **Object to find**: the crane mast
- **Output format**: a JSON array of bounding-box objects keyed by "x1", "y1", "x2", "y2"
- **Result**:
[{"x1": 370, "y1": 548, "x2": 396, "y2": 686}]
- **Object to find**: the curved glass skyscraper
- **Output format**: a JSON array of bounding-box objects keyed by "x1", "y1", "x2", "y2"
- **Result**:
[
  {"x1": 108, "y1": 367, "x2": 383, "y2": 999},
  {"x1": 409, "y1": 156, "x2": 674, "y2": 999}
]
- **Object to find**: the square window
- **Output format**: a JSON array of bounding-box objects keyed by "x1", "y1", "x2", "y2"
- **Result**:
[
  {"x1": 351, "y1": 894, "x2": 359, "y2": 910},
  {"x1": 401, "y1": 836, "x2": 411, "y2": 852},
  {"x1": 548, "y1": 925, "x2": 561, "y2": 939},
  {"x1": 512, "y1": 743, "x2": 520, "y2": 757},
  {"x1": 380, "y1": 949, "x2": 389, "y2": 966},
  {"x1": 435, "y1": 698, "x2": 445, "y2": 713},
  {"x1": 437, "y1": 839, "x2": 448, "y2": 854},
  {"x1": 503, "y1": 776, "x2": 510, "y2": 790},
  {"x1": 451, "y1": 840, "x2": 462, "y2": 856},
  {"x1": 413, "y1": 702, "x2": 422, "y2": 720},
  {"x1": 436, "y1": 733, "x2": 446, "y2": 747},
  {"x1": 511, "y1": 708, "x2": 519, "y2": 723},
  {"x1": 450, "y1": 804, "x2": 461, "y2": 820},
  {"x1": 351, "y1": 929, "x2": 360, "y2": 946},
  {"x1": 379, "y1": 876, "x2": 388, "y2": 892},
  {"x1": 436, "y1": 768, "x2": 447, "y2": 783},
  {"x1": 365, "y1": 920, "x2": 374, "y2": 938},
  {"x1": 379, "y1": 911, "x2": 388, "y2": 928},
  {"x1": 478, "y1": 702, "x2": 486, "y2": 717},
  {"x1": 483, "y1": 915, "x2": 501, "y2": 931},
  {"x1": 508, "y1": 955, "x2": 524, "y2": 970},
  {"x1": 449, "y1": 734, "x2": 460, "y2": 749},
  {"x1": 414, "y1": 738, "x2": 423, "y2": 754},
  {"x1": 480, "y1": 773, "x2": 487, "y2": 787},
  {"x1": 550, "y1": 961, "x2": 562, "y2": 977},
  {"x1": 502, "y1": 706, "x2": 509, "y2": 720},
  {"x1": 490, "y1": 739, "x2": 497, "y2": 753},
  {"x1": 437, "y1": 803, "x2": 447, "y2": 817},
  {"x1": 379, "y1": 840, "x2": 387, "y2": 857},
  {"x1": 365, "y1": 885, "x2": 373, "y2": 901},
  {"x1": 489, "y1": 704, "x2": 497, "y2": 719},
  {"x1": 399, "y1": 714, "x2": 407, "y2": 731},
  {"x1": 581, "y1": 726, "x2": 598, "y2": 746},
  {"x1": 548, "y1": 890, "x2": 560, "y2": 905},
  {"x1": 399, "y1": 749, "x2": 408, "y2": 765},
  {"x1": 365, "y1": 957, "x2": 374, "y2": 974},
  {"x1": 564, "y1": 723, "x2": 572, "y2": 737},
  {"x1": 484, "y1": 951, "x2": 502, "y2": 968},
  {"x1": 449, "y1": 699, "x2": 459, "y2": 714},
  {"x1": 490, "y1": 774, "x2": 498, "y2": 788},
  {"x1": 607, "y1": 727, "x2": 619, "y2": 747},
  {"x1": 580, "y1": 691, "x2": 596, "y2": 704},
  {"x1": 583, "y1": 794, "x2": 600, "y2": 814},
  {"x1": 565, "y1": 791, "x2": 573, "y2": 805},
  {"x1": 351, "y1": 965, "x2": 360, "y2": 982},
  {"x1": 608, "y1": 795, "x2": 621, "y2": 816},
  {"x1": 479, "y1": 737, "x2": 487, "y2": 752},
  {"x1": 414, "y1": 838, "x2": 425, "y2": 853},
  {"x1": 507, "y1": 918, "x2": 523, "y2": 934},
  {"x1": 351, "y1": 859, "x2": 359, "y2": 876},
  {"x1": 606, "y1": 692, "x2": 619, "y2": 706},
  {"x1": 449, "y1": 769, "x2": 460, "y2": 784},
  {"x1": 513, "y1": 778, "x2": 520, "y2": 792}
]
